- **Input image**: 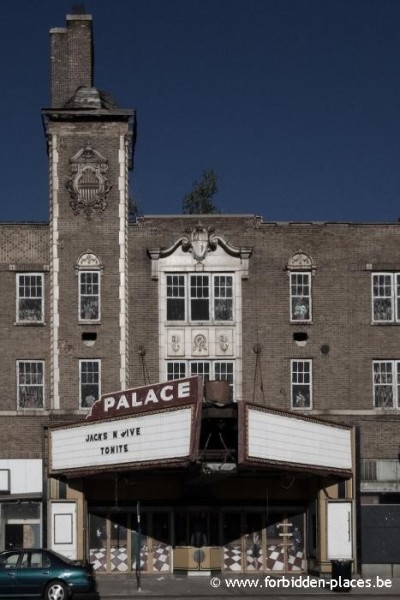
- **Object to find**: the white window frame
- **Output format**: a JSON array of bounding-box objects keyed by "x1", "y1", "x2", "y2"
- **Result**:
[
  {"x1": 291, "y1": 359, "x2": 312, "y2": 409},
  {"x1": 371, "y1": 273, "x2": 400, "y2": 323},
  {"x1": 79, "y1": 270, "x2": 101, "y2": 322},
  {"x1": 166, "y1": 273, "x2": 234, "y2": 324},
  {"x1": 290, "y1": 271, "x2": 312, "y2": 322},
  {"x1": 79, "y1": 360, "x2": 101, "y2": 409},
  {"x1": 166, "y1": 360, "x2": 235, "y2": 400},
  {"x1": 372, "y1": 360, "x2": 400, "y2": 408},
  {"x1": 16, "y1": 273, "x2": 44, "y2": 324},
  {"x1": 17, "y1": 360, "x2": 45, "y2": 409}
]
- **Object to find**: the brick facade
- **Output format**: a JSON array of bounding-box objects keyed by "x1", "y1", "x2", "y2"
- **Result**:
[
  {"x1": 2, "y1": 203, "x2": 400, "y2": 453},
  {"x1": 0, "y1": 8, "x2": 397, "y2": 572}
]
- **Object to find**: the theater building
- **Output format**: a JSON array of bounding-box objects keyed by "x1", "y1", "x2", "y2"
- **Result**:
[{"x1": 0, "y1": 10, "x2": 400, "y2": 577}]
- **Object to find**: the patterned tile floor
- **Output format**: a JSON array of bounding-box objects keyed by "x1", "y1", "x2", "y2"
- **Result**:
[
  {"x1": 91, "y1": 543, "x2": 304, "y2": 574},
  {"x1": 223, "y1": 544, "x2": 305, "y2": 572},
  {"x1": 90, "y1": 545, "x2": 171, "y2": 573}
]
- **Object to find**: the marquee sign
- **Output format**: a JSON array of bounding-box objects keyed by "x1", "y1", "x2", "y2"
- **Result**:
[
  {"x1": 49, "y1": 377, "x2": 203, "y2": 476},
  {"x1": 238, "y1": 403, "x2": 353, "y2": 476},
  {"x1": 86, "y1": 376, "x2": 203, "y2": 421}
]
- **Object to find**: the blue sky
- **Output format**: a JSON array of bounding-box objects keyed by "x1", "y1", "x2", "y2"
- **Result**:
[{"x1": 1, "y1": 0, "x2": 400, "y2": 222}]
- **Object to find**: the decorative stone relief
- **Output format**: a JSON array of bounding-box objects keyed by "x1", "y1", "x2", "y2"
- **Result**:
[
  {"x1": 148, "y1": 222, "x2": 252, "y2": 276},
  {"x1": 192, "y1": 330, "x2": 209, "y2": 356},
  {"x1": 66, "y1": 145, "x2": 112, "y2": 219},
  {"x1": 215, "y1": 329, "x2": 233, "y2": 356},
  {"x1": 75, "y1": 250, "x2": 103, "y2": 272},
  {"x1": 167, "y1": 330, "x2": 185, "y2": 356},
  {"x1": 181, "y1": 224, "x2": 218, "y2": 262},
  {"x1": 287, "y1": 252, "x2": 315, "y2": 271}
]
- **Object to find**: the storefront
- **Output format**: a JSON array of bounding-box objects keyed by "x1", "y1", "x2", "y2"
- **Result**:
[
  {"x1": 0, "y1": 460, "x2": 43, "y2": 551},
  {"x1": 47, "y1": 377, "x2": 355, "y2": 575}
]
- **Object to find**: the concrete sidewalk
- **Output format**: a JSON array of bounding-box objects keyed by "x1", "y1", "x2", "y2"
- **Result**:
[{"x1": 95, "y1": 573, "x2": 400, "y2": 598}]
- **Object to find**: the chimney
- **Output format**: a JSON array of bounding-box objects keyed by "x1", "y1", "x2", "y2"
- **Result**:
[{"x1": 50, "y1": 12, "x2": 93, "y2": 108}]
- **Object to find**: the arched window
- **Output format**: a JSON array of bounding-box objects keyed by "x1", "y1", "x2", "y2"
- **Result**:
[
  {"x1": 287, "y1": 253, "x2": 315, "y2": 323},
  {"x1": 75, "y1": 251, "x2": 103, "y2": 322}
]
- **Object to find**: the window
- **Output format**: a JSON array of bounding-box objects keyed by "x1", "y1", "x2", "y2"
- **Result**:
[
  {"x1": 290, "y1": 272, "x2": 311, "y2": 322},
  {"x1": 17, "y1": 274, "x2": 44, "y2": 323},
  {"x1": 167, "y1": 360, "x2": 234, "y2": 400},
  {"x1": 0, "y1": 552, "x2": 20, "y2": 568},
  {"x1": 17, "y1": 361, "x2": 44, "y2": 409},
  {"x1": 291, "y1": 360, "x2": 312, "y2": 408},
  {"x1": 167, "y1": 362, "x2": 186, "y2": 380},
  {"x1": 166, "y1": 275, "x2": 185, "y2": 320},
  {"x1": 79, "y1": 271, "x2": 100, "y2": 321},
  {"x1": 190, "y1": 275, "x2": 210, "y2": 320},
  {"x1": 24, "y1": 551, "x2": 51, "y2": 569},
  {"x1": 373, "y1": 360, "x2": 400, "y2": 407},
  {"x1": 166, "y1": 274, "x2": 233, "y2": 322},
  {"x1": 79, "y1": 360, "x2": 101, "y2": 408},
  {"x1": 372, "y1": 273, "x2": 400, "y2": 322}
]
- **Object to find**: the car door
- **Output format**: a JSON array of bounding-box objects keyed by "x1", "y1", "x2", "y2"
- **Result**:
[
  {"x1": 14, "y1": 550, "x2": 52, "y2": 596},
  {"x1": 0, "y1": 551, "x2": 21, "y2": 596}
]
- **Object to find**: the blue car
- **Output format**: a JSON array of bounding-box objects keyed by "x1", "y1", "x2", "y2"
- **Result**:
[{"x1": 0, "y1": 548, "x2": 98, "y2": 599}]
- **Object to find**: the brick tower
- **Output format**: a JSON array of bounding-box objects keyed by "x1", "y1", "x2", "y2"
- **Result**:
[{"x1": 42, "y1": 10, "x2": 136, "y2": 412}]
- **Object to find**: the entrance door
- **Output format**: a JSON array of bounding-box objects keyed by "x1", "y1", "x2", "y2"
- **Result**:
[
  {"x1": 266, "y1": 513, "x2": 305, "y2": 572},
  {"x1": 244, "y1": 513, "x2": 263, "y2": 572},
  {"x1": 327, "y1": 501, "x2": 352, "y2": 560},
  {"x1": 223, "y1": 512, "x2": 242, "y2": 572},
  {"x1": 5, "y1": 525, "x2": 23, "y2": 550},
  {"x1": 110, "y1": 514, "x2": 128, "y2": 572},
  {"x1": 174, "y1": 509, "x2": 220, "y2": 571},
  {"x1": 151, "y1": 512, "x2": 171, "y2": 572},
  {"x1": 89, "y1": 512, "x2": 107, "y2": 572}
]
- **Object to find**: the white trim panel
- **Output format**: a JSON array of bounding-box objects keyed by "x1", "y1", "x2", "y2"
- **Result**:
[{"x1": 248, "y1": 408, "x2": 352, "y2": 470}]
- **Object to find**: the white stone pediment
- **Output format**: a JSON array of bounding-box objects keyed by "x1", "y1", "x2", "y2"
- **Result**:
[{"x1": 148, "y1": 224, "x2": 252, "y2": 278}]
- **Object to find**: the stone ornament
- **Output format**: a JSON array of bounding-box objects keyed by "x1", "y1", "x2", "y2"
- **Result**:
[
  {"x1": 75, "y1": 251, "x2": 103, "y2": 272},
  {"x1": 216, "y1": 329, "x2": 233, "y2": 356},
  {"x1": 181, "y1": 224, "x2": 218, "y2": 262},
  {"x1": 287, "y1": 252, "x2": 315, "y2": 271},
  {"x1": 192, "y1": 330, "x2": 209, "y2": 356},
  {"x1": 66, "y1": 145, "x2": 112, "y2": 219},
  {"x1": 167, "y1": 330, "x2": 185, "y2": 356}
]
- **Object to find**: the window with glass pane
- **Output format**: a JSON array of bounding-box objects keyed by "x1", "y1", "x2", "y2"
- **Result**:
[
  {"x1": 373, "y1": 361, "x2": 394, "y2": 407},
  {"x1": 167, "y1": 362, "x2": 186, "y2": 380},
  {"x1": 190, "y1": 361, "x2": 211, "y2": 381},
  {"x1": 80, "y1": 271, "x2": 100, "y2": 320},
  {"x1": 290, "y1": 272, "x2": 311, "y2": 321},
  {"x1": 396, "y1": 275, "x2": 400, "y2": 322},
  {"x1": 214, "y1": 275, "x2": 233, "y2": 320},
  {"x1": 17, "y1": 274, "x2": 43, "y2": 322},
  {"x1": 190, "y1": 275, "x2": 209, "y2": 321},
  {"x1": 291, "y1": 360, "x2": 312, "y2": 408},
  {"x1": 17, "y1": 361, "x2": 44, "y2": 409},
  {"x1": 166, "y1": 275, "x2": 185, "y2": 320},
  {"x1": 80, "y1": 360, "x2": 100, "y2": 408},
  {"x1": 166, "y1": 361, "x2": 235, "y2": 399},
  {"x1": 3, "y1": 503, "x2": 41, "y2": 550},
  {"x1": 372, "y1": 274, "x2": 393, "y2": 321},
  {"x1": 215, "y1": 361, "x2": 234, "y2": 400}
]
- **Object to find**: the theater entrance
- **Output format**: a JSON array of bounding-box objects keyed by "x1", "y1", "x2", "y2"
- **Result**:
[{"x1": 88, "y1": 507, "x2": 306, "y2": 574}]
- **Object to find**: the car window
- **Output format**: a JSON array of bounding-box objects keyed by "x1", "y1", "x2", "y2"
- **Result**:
[
  {"x1": 30, "y1": 552, "x2": 48, "y2": 568},
  {"x1": 0, "y1": 553, "x2": 20, "y2": 568},
  {"x1": 42, "y1": 553, "x2": 51, "y2": 568},
  {"x1": 21, "y1": 552, "x2": 30, "y2": 568}
]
